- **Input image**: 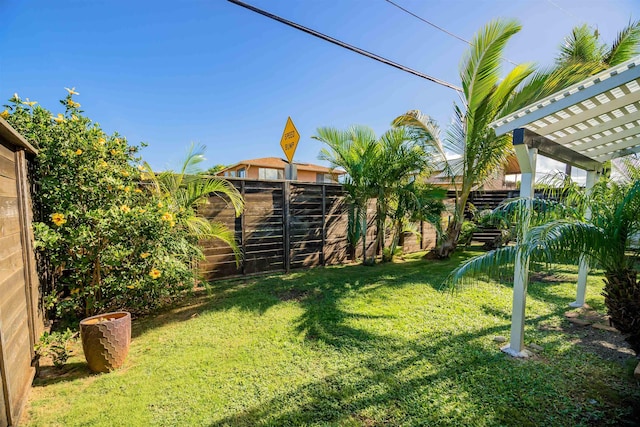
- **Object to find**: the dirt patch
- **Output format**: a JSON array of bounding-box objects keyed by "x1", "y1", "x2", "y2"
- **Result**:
[
  {"x1": 277, "y1": 289, "x2": 309, "y2": 302},
  {"x1": 551, "y1": 306, "x2": 637, "y2": 364},
  {"x1": 529, "y1": 271, "x2": 570, "y2": 283}
]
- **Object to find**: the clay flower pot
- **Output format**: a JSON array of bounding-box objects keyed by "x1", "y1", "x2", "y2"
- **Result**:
[{"x1": 80, "y1": 311, "x2": 131, "y2": 373}]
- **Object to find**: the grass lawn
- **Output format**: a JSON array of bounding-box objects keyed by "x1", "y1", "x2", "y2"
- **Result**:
[{"x1": 24, "y1": 249, "x2": 639, "y2": 426}]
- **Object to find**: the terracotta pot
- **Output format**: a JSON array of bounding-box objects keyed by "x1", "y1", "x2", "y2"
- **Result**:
[{"x1": 80, "y1": 311, "x2": 131, "y2": 373}]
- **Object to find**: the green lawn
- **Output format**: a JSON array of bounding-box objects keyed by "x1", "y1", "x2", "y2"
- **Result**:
[{"x1": 25, "y1": 249, "x2": 639, "y2": 426}]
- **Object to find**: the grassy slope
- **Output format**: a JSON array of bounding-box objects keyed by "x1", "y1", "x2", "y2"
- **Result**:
[{"x1": 26, "y1": 250, "x2": 639, "y2": 426}]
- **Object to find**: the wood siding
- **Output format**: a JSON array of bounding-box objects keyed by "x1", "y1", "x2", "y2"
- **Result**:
[
  {"x1": 0, "y1": 140, "x2": 40, "y2": 427},
  {"x1": 199, "y1": 179, "x2": 437, "y2": 281}
]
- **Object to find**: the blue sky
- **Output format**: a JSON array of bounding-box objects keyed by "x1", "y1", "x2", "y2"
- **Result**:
[{"x1": 1, "y1": 0, "x2": 639, "y2": 173}]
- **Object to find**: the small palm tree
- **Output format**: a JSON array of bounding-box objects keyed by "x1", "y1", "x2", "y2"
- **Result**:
[
  {"x1": 315, "y1": 126, "x2": 378, "y2": 264},
  {"x1": 144, "y1": 144, "x2": 244, "y2": 263},
  {"x1": 449, "y1": 178, "x2": 640, "y2": 356},
  {"x1": 394, "y1": 19, "x2": 535, "y2": 259}
]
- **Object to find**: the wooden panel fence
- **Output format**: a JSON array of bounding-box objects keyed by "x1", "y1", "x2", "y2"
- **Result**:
[{"x1": 199, "y1": 178, "x2": 437, "y2": 281}]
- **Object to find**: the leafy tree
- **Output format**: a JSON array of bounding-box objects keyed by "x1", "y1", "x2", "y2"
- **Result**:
[{"x1": 2, "y1": 91, "x2": 240, "y2": 322}]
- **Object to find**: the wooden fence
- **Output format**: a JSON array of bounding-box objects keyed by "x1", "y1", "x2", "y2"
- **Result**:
[
  {"x1": 199, "y1": 179, "x2": 437, "y2": 281},
  {"x1": 0, "y1": 119, "x2": 43, "y2": 427}
]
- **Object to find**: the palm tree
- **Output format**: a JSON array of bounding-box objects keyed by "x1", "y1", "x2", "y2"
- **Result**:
[
  {"x1": 315, "y1": 126, "x2": 378, "y2": 264},
  {"x1": 395, "y1": 19, "x2": 535, "y2": 259},
  {"x1": 315, "y1": 125, "x2": 444, "y2": 263},
  {"x1": 370, "y1": 126, "x2": 443, "y2": 260},
  {"x1": 144, "y1": 144, "x2": 244, "y2": 263},
  {"x1": 449, "y1": 178, "x2": 640, "y2": 355}
]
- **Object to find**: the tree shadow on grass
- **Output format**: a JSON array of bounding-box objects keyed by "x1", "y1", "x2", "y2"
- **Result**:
[
  {"x1": 208, "y1": 311, "x2": 631, "y2": 427},
  {"x1": 33, "y1": 361, "x2": 94, "y2": 387}
]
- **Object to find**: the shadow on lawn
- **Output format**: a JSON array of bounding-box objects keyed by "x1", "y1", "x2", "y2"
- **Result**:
[
  {"x1": 33, "y1": 362, "x2": 94, "y2": 387},
  {"x1": 124, "y1": 250, "x2": 639, "y2": 425},
  {"x1": 207, "y1": 313, "x2": 599, "y2": 427}
]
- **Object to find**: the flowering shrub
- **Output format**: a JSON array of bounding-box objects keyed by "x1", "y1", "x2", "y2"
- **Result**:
[{"x1": 4, "y1": 91, "x2": 201, "y2": 321}]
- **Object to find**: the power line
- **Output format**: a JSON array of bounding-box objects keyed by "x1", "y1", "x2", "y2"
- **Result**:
[
  {"x1": 384, "y1": 0, "x2": 518, "y2": 66},
  {"x1": 227, "y1": 0, "x2": 462, "y2": 92},
  {"x1": 384, "y1": 0, "x2": 471, "y2": 45}
]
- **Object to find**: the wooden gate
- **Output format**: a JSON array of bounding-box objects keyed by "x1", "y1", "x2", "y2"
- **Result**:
[{"x1": 0, "y1": 119, "x2": 42, "y2": 426}]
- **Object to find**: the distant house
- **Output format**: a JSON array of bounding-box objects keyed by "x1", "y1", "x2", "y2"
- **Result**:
[
  {"x1": 215, "y1": 157, "x2": 344, "y2": 183},
  {"x1": 428, "y1": 154, "x2": 521, "y2": 191}
]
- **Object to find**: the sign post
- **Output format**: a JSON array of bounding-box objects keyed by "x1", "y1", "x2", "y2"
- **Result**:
[{"x1": 280, "y1": 116, "x2": 300, "y2": 180}]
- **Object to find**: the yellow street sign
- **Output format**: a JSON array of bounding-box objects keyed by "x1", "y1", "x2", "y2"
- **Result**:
[{"x1": 280, "y1": 116, "x2": 300, "y2": 163}]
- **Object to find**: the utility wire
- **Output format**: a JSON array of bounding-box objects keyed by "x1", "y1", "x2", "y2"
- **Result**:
[
  {"x1": 227, "y1": 0, "x2": 462, "y2": 92},
  {"x1": 384, "y1": 0, "x2": 518, "y2": 66},
  {"x1": 384, "y1": 0, "x2": 471, "y2": 45}
]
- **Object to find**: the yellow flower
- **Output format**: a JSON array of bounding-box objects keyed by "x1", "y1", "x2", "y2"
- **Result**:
[
  {"x1": 75, "y1": 149, "x2": 83, "y2": 155},
  {"x1": 138, "y1": 208, "x2": 146, "y2": 213},
  {"x1": 157, "y1": 202, "x2": 163, "y2": 208},
  {"x1": 111, "y1": 149, "x2": 118, "y2": 155},
  {"x1": 134, "y1": 188, "x2": 143, "y2": 193},
  {"x1": 161, "y1": 212, "x2": 173, "y2": 222},
  {"x1": 64, "y1": 87, "x2": 80, "y2": 96},
  {"x1": 120, "y1": 205, "x2": 131, "y2": 213},
  {"x1": 98, "y1": 137, "x2": 106, "y2": 145},
  {"x1": 149, "y1": 268, "x2": 161, "y2": 279},
  {"x1": 126, "y1": 285, "x2": 135, "y2": 289},
  {"x1": 140, "y1": 252, "x2": 151, "y2": 259},
  {"x1": 67, "y1": 99, "x2": 81, "y2": 108},
  {"x1": 124, "y1": 186, "x2": 130, "y2": 193},
  {"x1": 137, "y1": 164, "x2": 146, "y2": 171},
  {"x1": 122, "y1": 170, "x2": 129, "y2": 177},
  {"x1": 169, "y1": 221, "x2": 175, "y2": 227},
  {"x1": 71, "y1": 115, "x2": 79, "y2": 121},
  {"x1": 53, "y1": 113, "x2": 65, "y2": 123},
  {"x1": 98, "y1": 160, "x2": 108, "y2": 168},
  {"x1": 0, "y1": 110, "x2": 9, "y2": 119},
  {"x1": 51, "y1": 213, "x2": 67, "y2": 226},
  {"x1": 24, "y1": 99, "x2": 37, "y2": 107}
]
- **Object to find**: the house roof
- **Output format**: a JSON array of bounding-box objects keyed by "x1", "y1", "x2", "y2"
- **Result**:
[
  {"x1": 217, "y1": 157, "x2": 344, "y2": 175},
  {"x1": 490, "y1": 55, "x2": 640, "y2": 170},
  {"x1": 0, "y1": 117, "x2": 37, "y2": 155}
]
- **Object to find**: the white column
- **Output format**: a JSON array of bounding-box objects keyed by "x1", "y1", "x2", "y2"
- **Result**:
[
  {"x1": 569, "y1": 169, "x2": 597, "y2": 308},
  {"x1": 502, "y1": 145, "x2": 537, "y2": 357}
]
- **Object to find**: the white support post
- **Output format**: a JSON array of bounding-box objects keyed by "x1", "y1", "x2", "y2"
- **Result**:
[
  {"x1": 502, "y1": 144, "x2": 537, "y2": 358},
  {"x1": 569, "y1": 169, "x2": 598, "y2": 308}
]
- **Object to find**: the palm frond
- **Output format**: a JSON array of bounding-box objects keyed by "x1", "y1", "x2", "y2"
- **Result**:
[
  {"x1": 461, "y1": 18, "x2": 522, "y2": 115},
  {"x1": 605, "y1": 20, "x2": 640, "y2": 66},
  {"x1": 445, "y1": 245, "x2": 518, "y2": 290}
]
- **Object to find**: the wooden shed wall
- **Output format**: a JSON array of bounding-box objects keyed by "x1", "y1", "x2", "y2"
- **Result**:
[
  {"x1": 0, "y1": 141, "x2": 41, "y2": 427},
  {"x1": 199, "y1": 179, "x2": 437, "y2": 281}
]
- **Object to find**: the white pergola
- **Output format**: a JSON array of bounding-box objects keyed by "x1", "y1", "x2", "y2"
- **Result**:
[{"x1": 489, "y1": 56, "x2": 640, "y2": 357}]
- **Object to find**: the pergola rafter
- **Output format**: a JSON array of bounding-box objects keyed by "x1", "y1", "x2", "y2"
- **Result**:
[{"x1": 489, "y1": 55, "x2": 640, "y2": 357}]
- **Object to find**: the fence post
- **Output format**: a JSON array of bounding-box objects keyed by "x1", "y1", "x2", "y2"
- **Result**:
[
  {"x1": 321, "y1": 184, "x2": 326, "y2": 265},
  {"x1": 240, "y1": 180, "x2": 246, "y2": 275},
  {"x1": 283, "y1": 181, "x2": 291, "y2": 273}
]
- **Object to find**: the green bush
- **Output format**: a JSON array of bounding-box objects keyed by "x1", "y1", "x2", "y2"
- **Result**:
[
  {"x1": 4, "y1": 91, "x2": 201, "y2": 321},
  {"x1": 35, "y1": 329, "x2": 77, "y2": 368},
  {"x1": 458, "y1": 221, "x2": 477, "y2": 247}
]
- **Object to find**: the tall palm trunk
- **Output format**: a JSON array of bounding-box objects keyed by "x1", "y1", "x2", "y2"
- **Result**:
[{"x1": 603, "y1": 269, "x2": 640, "y2": 355}]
